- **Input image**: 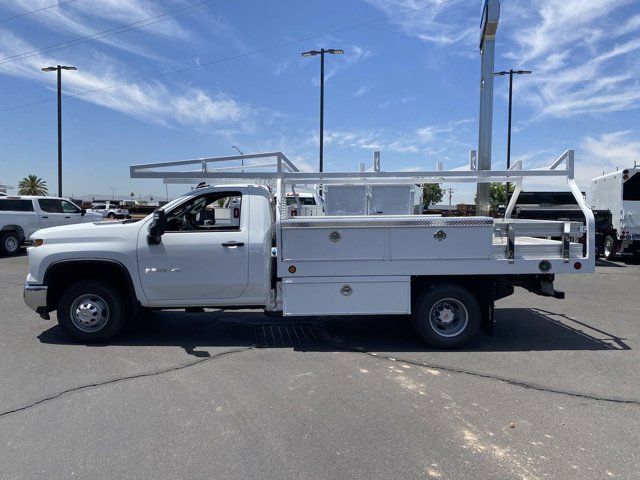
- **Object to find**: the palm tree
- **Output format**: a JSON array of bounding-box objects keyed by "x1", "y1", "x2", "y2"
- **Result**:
[{"x1": 18, "y1": 175, "x2": 48, "y2": 196}]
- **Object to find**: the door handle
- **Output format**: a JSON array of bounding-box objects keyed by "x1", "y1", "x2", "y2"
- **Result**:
[
  {"x1": 222, "y1": 241, "x2": 244, "y2": 247},
  {"x1": 65, "y1": 216, "x2": 71, "y2": 219},
  {"x1": 42, "y1": 216, "x2": 48, "y2": 219}
]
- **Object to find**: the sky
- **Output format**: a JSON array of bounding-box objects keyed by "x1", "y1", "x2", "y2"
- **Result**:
[{"x1": 0, "y1": 0, "x2": 639, "y2": 202}]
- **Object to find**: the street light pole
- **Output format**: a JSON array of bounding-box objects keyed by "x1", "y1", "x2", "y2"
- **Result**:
[
  {"x1": 232, "y1": 145, "x2": 244, "y2": 172},
  {"x1": 494, "y1": 69, "x2": 531, "y2": 170},
  {"x1": 42, "y1": 65, "x2": 77, "y2": 198},
  {"x1": 301, "y1": 48, "x2": 344, "y2": 174},
  {"x1": 319, "y1": 51, "x2": 324, "y2": 174},
  {"x1": 495, "y1": 69, "x2": 531, "y2": 206}
]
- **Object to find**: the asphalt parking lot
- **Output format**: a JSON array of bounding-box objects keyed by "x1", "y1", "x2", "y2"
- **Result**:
[{"x1": 1, "y1": 253, "x2": 639, "y2": 479}]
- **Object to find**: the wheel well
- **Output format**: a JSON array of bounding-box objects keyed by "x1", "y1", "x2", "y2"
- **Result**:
[
  {"x1": 411, "y1": 275, "x2": 513, "y2": 336},
  {"x1": 44, "y1": 260, "x2": 138, "y2": 311},
  {"x1": 411, "y1": 275, "x2": 490, "y2": 301},
  {"x1": 1, "y1": 225, "x2": 24, "y2": 242}
]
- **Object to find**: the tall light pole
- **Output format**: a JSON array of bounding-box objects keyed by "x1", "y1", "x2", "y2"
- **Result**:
[
  {"x1": 494, "y1": 69, "x2": 531, "y2": 170},
  {"x1": 301, "y1": 48, "x2": 343, "y2": 174},
  {"x1": 232, "y1": 145, "x2": 244, "y2": 172},
  {"x1": 42, "y1": 65, "x2": 77, "y2": 198}
]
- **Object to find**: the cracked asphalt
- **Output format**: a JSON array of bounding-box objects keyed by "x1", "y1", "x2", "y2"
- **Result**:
[{"x1": 1, "y1": 253, "x2": 639, "y2": 479}]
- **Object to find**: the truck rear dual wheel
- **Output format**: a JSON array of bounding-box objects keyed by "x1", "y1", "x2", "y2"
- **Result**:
[
  {"x1": 57, "y1": 280, "x2": 128, "y2": 343},
  {"x1": 412, "y1": 284, "x2": 481, "y2": 349},
  {"x1": 604, "y1": 235, "x2": 617, "y2": 260},
  {"x1": 0, "y1": 231, "x2": 20, "y2": 256}
]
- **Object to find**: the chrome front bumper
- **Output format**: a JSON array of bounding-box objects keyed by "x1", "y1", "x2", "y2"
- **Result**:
[{"x1": 24, "y1": 284, "x2": 48, "y2": 313}]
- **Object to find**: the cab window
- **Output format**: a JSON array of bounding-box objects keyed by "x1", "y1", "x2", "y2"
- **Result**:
[
  {"x1": 0, "y1": 199, "x2": 34, "y2": 212},
  {"x1": 165, "y1": 192, "x2": 242, "y2": 232},
  {"x1": 38, "y1": 199, "x2": 60, "y2": 213},
  {"x1": 60, "y1": 200, "x2": 80, "y2": 213}
]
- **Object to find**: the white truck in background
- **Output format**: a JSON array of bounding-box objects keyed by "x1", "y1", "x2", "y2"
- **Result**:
[
  {"x1": 591, "y1": 166, "x2": 640, "y2": 259},
  {"x1": 0, "y1": 196, "x2": 101, "y2": 255},
  {"x1": 91, "y1": 202, "x2": 130, "y2": 220},
  {"x1": 24, "y1": 151, "x2": 594, "y2": 348}
]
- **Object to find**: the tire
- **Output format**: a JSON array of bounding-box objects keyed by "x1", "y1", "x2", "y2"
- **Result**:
[
  {"x1": 0, "y1": 231, "x2": 21, "y2": 256},
  {"x1": 604, "y1": 235, "x2": 617, "y2": 260},
  {"x1": 107, "y1": 213, "x2": 116, "y2": 220},
  {"x1": 56, "y1": 280, "x2": 129, "y2": 343},
  {"x1": 412, "y1": 284, "x2": 481, "y2": 349}
]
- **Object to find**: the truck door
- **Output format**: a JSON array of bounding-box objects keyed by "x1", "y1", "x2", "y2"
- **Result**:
[
  {"x1": 59, "y1": 199, "x2": 84, "y2": 224},
  {"x1": 137, "y1": 190, "x2": 249, "y2": 303},
  {"x1": 36, "y1": 199, "x2": 67, "y2": 228}
]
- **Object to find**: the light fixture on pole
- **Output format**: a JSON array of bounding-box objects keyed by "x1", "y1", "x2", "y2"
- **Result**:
[
  {"x1": 41, "y1": 65, "x2": 77, "y2": 198},
  {"x1": 301, "y1": 48, "x2": 344, "y2": 175},
  {"x1": 232, "y1": 145, "x2": 244, "y2": 172}
]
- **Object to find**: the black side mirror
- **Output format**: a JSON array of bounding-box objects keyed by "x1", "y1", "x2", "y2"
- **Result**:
[
  {"x1": 81, "y1": 208, "x2": 86, "y2": 216},
  {"x1": 148, "y1": 209, "x2": 166, "y2": 245}
]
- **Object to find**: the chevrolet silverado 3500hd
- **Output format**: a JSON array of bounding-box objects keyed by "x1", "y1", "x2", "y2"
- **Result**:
[{"x1": 23, "y1": 150, "x2": 594, "y2": 348}]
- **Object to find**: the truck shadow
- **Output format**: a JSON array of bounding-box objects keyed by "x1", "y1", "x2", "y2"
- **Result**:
[{"x1": 37, "y1": 307, "x2": 630, "y2": 354}]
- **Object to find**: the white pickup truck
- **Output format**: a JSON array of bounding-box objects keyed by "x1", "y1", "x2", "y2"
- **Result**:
[
  {"x1": 23, "y1": 151, "x2": 594, "y2": 348},
  {"x1": 0, "y1": 196, "x2": 101, "y2": 255}
]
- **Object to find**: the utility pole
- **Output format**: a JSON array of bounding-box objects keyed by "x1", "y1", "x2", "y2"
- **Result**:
[
  {"x1": 41, "y1": 65, "x2": 77, "y2": 197},
  {"x1": 448, "y1": 188, "x2": 454, "y2": 206},
  {"x1": 301, "y1": 48, "x2": 344, "y2": 173}
]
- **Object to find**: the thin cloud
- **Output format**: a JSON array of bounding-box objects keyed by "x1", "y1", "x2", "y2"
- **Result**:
[{"x1": 0, "y1": 31, "x2": 251, "y2": 128}]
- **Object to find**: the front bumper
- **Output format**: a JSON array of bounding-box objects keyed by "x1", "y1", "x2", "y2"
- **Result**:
[{"x1": 24, "y1": 284, "x2": 48, "y2": 316}]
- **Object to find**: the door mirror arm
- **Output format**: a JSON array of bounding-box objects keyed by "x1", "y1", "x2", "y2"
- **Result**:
[
  {"x1": 80, "y1": 208, "x2": 86, "y2": 216},
  {"x1": 148, "y1": 209, "x2": 167, "y2": 245}
]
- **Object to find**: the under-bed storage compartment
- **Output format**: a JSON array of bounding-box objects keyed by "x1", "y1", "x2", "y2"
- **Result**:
[{"x1": 282, "y1": 276, "x2": 410, "y2": 316}]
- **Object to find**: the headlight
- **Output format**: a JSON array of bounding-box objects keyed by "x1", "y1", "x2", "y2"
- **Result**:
[{"x1": 33, "y1": 239, "x2": 44, "y2": 247}]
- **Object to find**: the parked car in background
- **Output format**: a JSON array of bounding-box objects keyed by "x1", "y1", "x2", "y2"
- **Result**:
[
  {"x1": 0, "y1": 196, "x2": 102, "y2": 255},
  {"x1": 91, "y1": 202, "x2": 130, "y2": 220}
]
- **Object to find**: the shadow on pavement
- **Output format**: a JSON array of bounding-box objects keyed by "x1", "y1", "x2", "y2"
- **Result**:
[{"x1": 37, "y1": 306, "x2": 630, "y2": 354}]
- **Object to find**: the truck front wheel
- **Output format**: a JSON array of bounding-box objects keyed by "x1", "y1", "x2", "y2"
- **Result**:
[
  {"x1": 57, "y1": 280, "x2": 128, "y2": 343},
  {"x1": 0, "y1": 231, "x2": 20, "y2": 256},
  {"x1": 412, "y1": 284, "x2": 480, "y2": 349}
]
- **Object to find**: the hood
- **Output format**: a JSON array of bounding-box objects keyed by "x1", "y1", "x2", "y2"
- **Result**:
[{"x1": 30, "y1": 218, "x2": 145, "y2": 242}]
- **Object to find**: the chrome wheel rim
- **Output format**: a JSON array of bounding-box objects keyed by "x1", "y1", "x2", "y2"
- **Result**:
[
  {"x1": 429, "y1": 298, "x2": 469, "y2": 338},
  {"x1": 70, "y1": 294, "x2": 110, "y2": 333},
  {"x1": 4, "y1": 236, "x2": 18, "y2": 253}
]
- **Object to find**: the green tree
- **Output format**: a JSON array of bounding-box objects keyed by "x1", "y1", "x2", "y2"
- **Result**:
[
  {"x1": 489, "y1": 183, "x2": 514, "y2": 212},
  {"x1": 18, "y1": 175, "x2": 48, "y2": 195},
  {"x1": 422, "y1": 184, "x2": 444, "y2": 210}
]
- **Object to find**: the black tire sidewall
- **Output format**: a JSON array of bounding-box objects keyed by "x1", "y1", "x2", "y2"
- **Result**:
[
  {"x1": 57, "y1": 280, "x2": 128, "y2": 343},
  {"x1": 413, "y1": 284, "x2": 481, "y2": 349},
  {"x1": 1, "y1": 232, "x2": 20, "y2": 256}
]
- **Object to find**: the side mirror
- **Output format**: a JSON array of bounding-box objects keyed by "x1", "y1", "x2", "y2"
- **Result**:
[
  {"x1": 81, "y1": 208, "x2": 86, "y2": 216},
  {"x1": 148, "y1": 209, "x2": 166, "y2": 245}
]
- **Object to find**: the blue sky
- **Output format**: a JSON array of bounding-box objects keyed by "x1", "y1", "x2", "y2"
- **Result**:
[{"x1": 0, "y1": 0, "x2": 639, "y2": 202}]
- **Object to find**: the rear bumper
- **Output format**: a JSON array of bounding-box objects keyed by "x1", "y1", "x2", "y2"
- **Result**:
[{"x1": 24, "y1": 284, "x2": 48, "y2": 314}]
